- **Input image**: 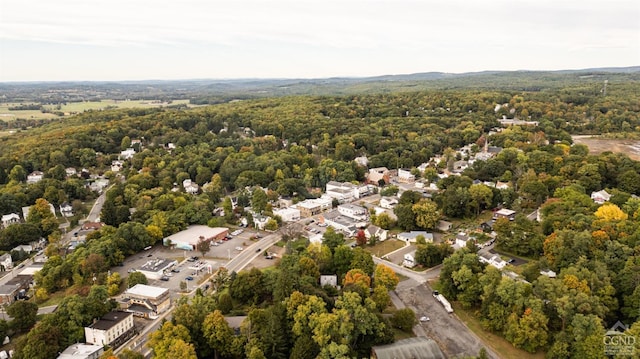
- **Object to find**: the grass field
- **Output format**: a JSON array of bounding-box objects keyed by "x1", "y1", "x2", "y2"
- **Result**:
[
  {"x1": 364, "y1": 239, "x2": 405, "y2": 257},
  {"x1": 0, "y1": 99, "x2": 192, "y2": 121},
  {"x1": 453, "y1": 303, "x2": 546, "y2": 359}
]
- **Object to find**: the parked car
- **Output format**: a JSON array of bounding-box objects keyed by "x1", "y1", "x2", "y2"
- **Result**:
[
  {"x1": 235, "y1": 246, "x2": 243, "y2": 251},
  {"x1": 171, "y1": 268, "x2": 180, "y2": 273},
  {"x1": 420, "y1": 316, "x2": 430, "y2": 322},
  {"x1": 185, "y1": 276, "x2": 194, "y2": 281},
  {"x1": 256, "y1": 248, "x2": 261, "y2": 252},
  {"x1": 160, "y1": 276, "x2": 170, "y2": 281}
]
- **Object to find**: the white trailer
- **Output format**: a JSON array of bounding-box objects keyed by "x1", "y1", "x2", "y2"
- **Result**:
[{"x1": 432, "y1": 290, "x2": 453, "y2": 313}]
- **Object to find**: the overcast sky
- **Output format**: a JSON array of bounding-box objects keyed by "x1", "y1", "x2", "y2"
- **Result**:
[{"x1": 0, "y1": 0, "x2": 638, "y2": 81}]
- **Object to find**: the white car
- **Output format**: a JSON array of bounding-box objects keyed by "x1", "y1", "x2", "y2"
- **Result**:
[
  {"x1": 420, "y1": 316, "x2": 430, "y2": 322},
  {"x1": 235, "y1": 246, "x2": 243, "y2": 251}
]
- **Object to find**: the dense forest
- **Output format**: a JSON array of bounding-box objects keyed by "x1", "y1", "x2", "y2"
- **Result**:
[{"x1": 0, "y1": 73, "x2": 639, "y2": 358}]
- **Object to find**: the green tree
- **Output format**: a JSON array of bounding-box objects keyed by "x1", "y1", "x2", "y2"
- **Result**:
[
  {"x1": 7, "y1": 301, "x2": 38, "y2": 332},
  {"x1": 412, "y1": 199, "x2": 440, "y2": 229},
  {"x1": 148, "y1": 322, "x2": 196, "y2": 359},
  {"x1": 469, "y1": 184, "x2": 493, "y2": 216},
  {"x1": 26, "y1": 198, "x2": 57, "y2": 237},
  {"x1": 251, "y1": 188, "x2": 268, "y2": 214},
  {"x1": 127, "y1": 272, "x2": 148, "y2": 288},
  {"x1": 196, "y1": 237, "x2": 210, "y2": 258},
  {"x1": 218, "y1": 292, "x2": 233, "y2": 314},
  {"x1": 203, "y1": 310, "x2": 235, "y2": 359},
  {"x1": 391, "y1": 308, "x2": 416, "y2": 332},
  {"x1": 373, "y1": 264, "x2": 399, "y2": 291},
  {"x1": 371, "y1": 285, "x2": 391, "y2": 312},
  {"x1": 350, "y1": 247, "x2": 375, "y2": 275}
]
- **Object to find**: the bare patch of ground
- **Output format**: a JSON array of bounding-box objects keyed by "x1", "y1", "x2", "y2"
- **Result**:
[{"x1": 572, "y1": 136, "x2": 640, "y2": 160}]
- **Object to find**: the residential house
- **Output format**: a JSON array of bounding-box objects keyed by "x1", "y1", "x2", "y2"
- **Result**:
[
  {"x1": 11, "y1": 244, "x2": 33, "y2": 254},
  {"x1": 437, "y1": 220, "x2": 452, "y2": 232},
  {"x1": 397, "y1": 231, "x2": 433, "y2": 243},
  {"x1": 379, "y1": 197, "x2": 398, "y2": 209},
  {"x1": 320, "y1": 275, "x2": 338, "y2": 288},
  {"x1": 26, "y1": 171, "x2": 44, "y2": 184},
  {"x1": 22, "y1": 203, "x2": 57, "y2": 220},
  {"x1": 495, "y1": 181, "x2": 511, "y2": 190},
  {"x1": 364, "y1": 225, "x2": 388, "y2": 242},
  {"x1": 403, "y1": 253, "x2": 416, "y2": 268},
  {"x1": 493, "y1": 208, "x2": 516, "y2": 221},
  {"x1": 119, "y1": 148, "x2": 136, "y2": 160},
  {"x1": 397, "y1": 169, "x2": 415, "y2": 183},
  {"x1": 591, "y1": 190, "x2": 611, "y2": 204},
  {"x1": 455, "y1": 232, "x2": 472, "y2": 248},
  {"x1": 252, "y1": 214, "x2": 270, "y2": 230},
  {"x1": 84, "y1": 311, "x2": 135, "y2": 349},
  {"x1": 452, "y1": 160, "x2": 468, "y2": 173},
  {"x1": 65, "y1": 167, "x2": 77, "y2": 177},
  {"x1": 368, "y1": 167, "x2": 390, "y2": 185},
  {"x1": 1, "y1": 213, "x2": 20, "y2": 228},
  {"x1": 0, "y1": 254, "x2": 12, "y2": 271},
  {"x1": 354, "y1": 156, "x2": 369, "y2": 167},
  {"x1": 478, "y1": 253, "x2": 507, "y2": 269},
  {"x1": 111, "y1": 160, "x2": 124, "y2": 172},
  {"x1": 60, "y1": 202, "x2": 73, "y2": 217},
  {"x1": 183, "y1": 179, "x2": 199, "y2": 194},
  {"x1": 81, "y1": 221, "x2": 104, "y2": 231},
  {"x1": 540, "y1": 269, "x2": 557, "y2": 278}
]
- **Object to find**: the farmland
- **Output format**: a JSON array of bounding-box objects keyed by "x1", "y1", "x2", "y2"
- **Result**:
[{"x1": 572, "y1": 135, "x2": 640, "y2": 160}]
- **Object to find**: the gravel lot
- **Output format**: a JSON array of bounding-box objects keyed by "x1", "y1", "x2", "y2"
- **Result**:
[{"x1": 395, "y1": 279, "x2": 498, "y2": 359}]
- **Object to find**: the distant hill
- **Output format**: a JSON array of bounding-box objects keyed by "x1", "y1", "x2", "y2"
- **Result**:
[{"x1": 1, "y1": 66, "x2": 638, "y2": 104}]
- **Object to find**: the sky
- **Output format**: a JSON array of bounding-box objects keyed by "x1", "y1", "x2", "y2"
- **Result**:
[{"x1": 0, "y1": 0, "x2": 639, "y2": 82}]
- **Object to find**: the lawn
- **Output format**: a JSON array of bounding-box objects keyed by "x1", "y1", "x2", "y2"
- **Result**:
[
  {"x1": 364, "y1": 239, "x2": 405, "y2": 257},
  {"x1": 453, "y1": 303, "x2": 546, "y2": 359}
]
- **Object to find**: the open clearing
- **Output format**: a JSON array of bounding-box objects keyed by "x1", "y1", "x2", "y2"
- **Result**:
[
  {"x1": 0, "y1": 99, "x2": 193, "y2": 121},
  {"x1": 572, "y1": 135, "x2": 640, "y2": 161}
]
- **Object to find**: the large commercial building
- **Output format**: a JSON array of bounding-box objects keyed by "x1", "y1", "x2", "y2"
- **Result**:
[
  {"x1": 163, "y1": 225, "x2": 228, "y2": 251},
  {"x1": 57, "y1": 343, "x2": 104, "y2": 359},
  {"x1": 84, "y1": 311, "x2": 135, "y2": 349},
  {"x1": 121, "y1": 284, "x2": 171, "y2": 319}
]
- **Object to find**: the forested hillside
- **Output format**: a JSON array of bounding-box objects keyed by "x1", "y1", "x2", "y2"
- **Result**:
[{"x1": 1, "y1": 78, "x2": 639, "y2": 358}]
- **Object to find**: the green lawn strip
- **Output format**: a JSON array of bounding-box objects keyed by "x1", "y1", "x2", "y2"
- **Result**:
[{"x1": 452, "y1": 302, "x2": 546, "y2": 359}]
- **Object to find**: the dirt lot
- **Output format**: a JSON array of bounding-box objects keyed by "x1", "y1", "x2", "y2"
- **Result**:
[{"x1": 572, "y1": 136, "x2": 640, "y2": 160}]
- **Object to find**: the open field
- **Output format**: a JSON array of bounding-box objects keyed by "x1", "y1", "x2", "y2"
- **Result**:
[
  {"x1": 572, "y1": 135, "x2": 640, "y2": 161},
  {"x1": 0, "y1": 99, "x2": 193, "y2": 121},
  {"x1": 364, "y1": 239, "x2": 406, "y2": 257},
  {"x1": 453, "y1": 303, "x2": 546, "y2": 359}
]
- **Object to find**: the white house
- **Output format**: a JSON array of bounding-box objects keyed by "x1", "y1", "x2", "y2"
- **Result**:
[
  {"x1": 65, "y1": 167, "x2": 77, "y2": 177},
  {"x1": 1, "y1": 213, "x2": 20, "y2": 228},
  {"x1": 354, "y1": 156, "x2": 369, "y2": 167},
  {"x1": 111, "y1": 160, "x2": 124, "y2": 172},
  {"x1": 273, "y1": 207, "x2": 300, "y2": 222},
  {"x1": 320, "y1": 274, "x2": 338, "y2": 288},
  {"x1": 397, "y1": 168, "x2": 415, "y2": 183},
  {"x1": 183, "y1": 179, "x2": 199, "y2": 194},
  {"x1": 60, "y1": 202, "x2": 73, "y2": 217},
  {"x1": 403, "y1": 253, "x2": 416, "y2": 268},
  {"x1": 379, "y1": 197, "x2": 398, "y2": 209},
  {"x1": 364, "y1": 225, "x2": 388, "y2": 242},
  {"x1": 11, "y1": 244, "x2": 33, "y2": 254},
  {"x1": 84, "y1": 311, "x2": 135, "y2": 349},
  {"x1": 27, "y1": 171, "x2": 44, "y2": 184},
  {"x1": 0, "y1": 254, "x2": 12, "y2": 271},
  {"x1": 119, "y1": 148, "x2": 136, "y2": 160},
  {"x1": 493, "y1": 208, "x2": 516, "y2": 221},
  {"x1": 397, "y1": 231, "x2": 433, "y2": 243},
  {"x1": 455, "y1": 232, "x2": 472, "y2": 248},
  {"x1": 252, "y1": 214, "x2": 270, "y2": 230},
  {"x1": 496, "y1": 181, "x2": 511, "y2": 190},
  {"x1": 591, "y1": 190, "x2": 611, "y2": 204},
  {"x1": 540, "y1": 269, "x2": 557, "y2": 278},
  {"x1": 478, "y1": 253, "x2": 506, "y2": 269}
]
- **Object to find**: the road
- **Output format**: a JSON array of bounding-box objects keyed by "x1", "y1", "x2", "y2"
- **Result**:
[
  {"x1": 373, "y1": 256, "x2": 441, "y2": 283},
  {"x1": 116, "y1": 230, "x2": 283, "y2": 357}
]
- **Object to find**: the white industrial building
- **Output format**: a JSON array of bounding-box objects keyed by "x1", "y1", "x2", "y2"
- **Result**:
[
  {"x1": 163, "y1": 225, "x2": 228, "y2": 251},
  {"x1": 137, "y1": 258, "x2": 177, "y2": 280},
  {"x1": 273, "y1": 207, "x2": 300, "y2": 222}
]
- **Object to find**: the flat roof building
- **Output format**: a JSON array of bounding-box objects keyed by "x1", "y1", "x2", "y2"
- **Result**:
[
  {"x1": 163, "y1": 225, "x2": 228, "y2": 251},
  {"x1": 372, "y1": 337, "x2": 445, "y2": 359},
  {"x1": 122, "y1": 284, "x2": 171, "y2": 319},
  {"x1": 137, "y1": 258, "x2": 177, "y2": 280},
  {"x1": 57, "y1": 343, "x2": 104, "y2": 359}
]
